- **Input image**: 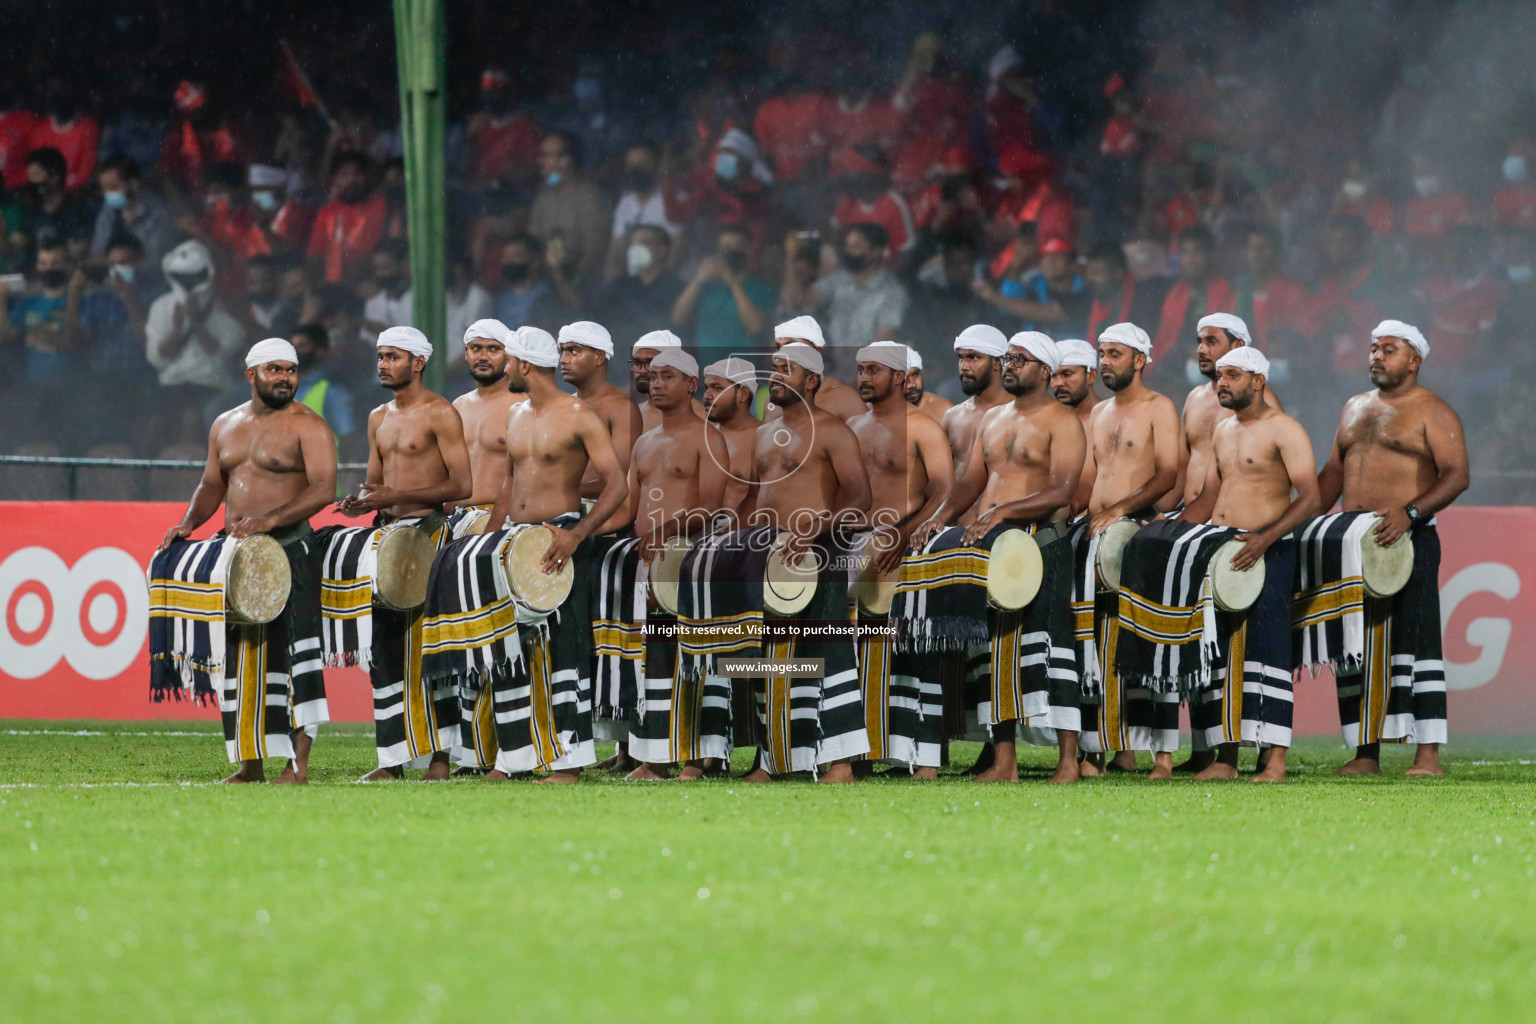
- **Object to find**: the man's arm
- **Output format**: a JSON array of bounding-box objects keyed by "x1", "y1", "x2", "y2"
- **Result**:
[
  {"x1": 876, "y1": 415, "x2": 952, "y2": 574},
  {"x1": 613, "y1": 399, "x2": 644, "y2": 475},
  {"x1": 338, "y1": 407, "x2": 388, "y2": 515},
  {"x1": 967, "y1": 412, "x2": 1086, "y2": 542},
  {"x1": 1073, "y1": 414, "x2": 1099, "y2": 518},
  {"x1": 914, "y1": 419, "x2": 987, "y2": 544},
  {"x1": 1158, "y1": 397, "x2": 1196, "y2": 513},
  {"x1": 600, "y1": 439, "x2": 644, "y2": 538},
  {"x1": 725, "y1": 274, "x2": 767, "y2": 335},
  {"x1": 543, "y1": 408, "x2": 630, "y2": 570},
  {"x1": 1230, "y1": 418, "x2": 1321, "y2": 570},
  {"x1": 1373, "y1": 398, "x2": 1470, "y2": 545},
  {"x1": 229, "y1": 413, "x2": 340, "y2": 538},
  {"x1": 826, "y1": 419, "x2": 874, "y2": 529},
  {"x1": 1090, "y1": 397, "x2": 1182, "y2": 533},
  {"x1": 158, "y1": 419, "x2": 230, "y2": 550},
  {"x1": 1315, "y1": 408, "x2": 1348, "y2": 512}
]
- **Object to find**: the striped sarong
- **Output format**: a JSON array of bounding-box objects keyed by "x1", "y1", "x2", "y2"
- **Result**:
[
  {"x1": 148, "y1": 537, "x2": 231, "y2": 703},
  {"x1": 628, "y1": 613, "x2": 734, "y2": 765},
  {"x1": 1114, "y1": 519, "x2": 1235, "y2": 694},
  {"x1": 1292, "y1": 512, "x2": 1373, "y2": 675},
  {"x1": 590, "y1": 533, "x2": 646, "y2": 724},
  {"x1": 447, "y1": 504, "x2": 495, "y2": 540},
  {"x1": 676, "y1": 528, "x2": 772, "y2": 675},
  {"x1": 317, "y1": 525, "x2": 377, "y2": 669},
  {"x1": 891, "y1": 527, "x2": 994, "y2": 653},
  {"x1": 856, "y1": 616, "x2": 941, "y2": 769},
  {"x1": 1335, "y1": 522, "x2": 1447, "y2": 747}
]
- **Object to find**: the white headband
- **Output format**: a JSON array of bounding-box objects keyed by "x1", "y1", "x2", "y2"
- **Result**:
[
  {"x1": 1197, "y1": 312, "x2": 1252, "y2": 344},
  {"x1": 510, "y1": 326, "x2": 559, "y2": 368},
  {"x1": 1098, "y1": 321, "x2": 1151, "y2": 357},
  {"x1": 954, "y1": 324, "x2": 1008, "y2": 357},
  {"x1": 907, "y1": 348, "x2": 924, "y2": 372},
  {"x1": 1009, "y1": 331, "x2": 1061, "y2": 373},
  {"x1": 777, "y1": 342, "x2": 824, "y2": 375},
  {"x1": 463, "y1": 318, "x2": 512, "y2": 348},
  {"x1": 246, "y1": 337, "x2": 298, "y2": 368},
  {"x1": 774, "y1": 315, "x2": 825, "y2": 348},
  {"x1": 857, "y1": 342, "x2": 910, "y2": 373},
  {"x1": 1372, "y1": 319, "x2": 1429, "y2": 359},
  {"x1": 633, "y1": 329, "x2": 682, "y2": 352},
  {"x1": 1214, "y1": 346, "x2": 1270, "y2": 376},
  {"x1": 704, "y1": 356, "x2": 756, "y2": 386},
  {"x1": 650, "y1": 348, "x2": 699, "y2": 377},
  {"x1": 1056, "y1": 338, "x2": 1097, "y2": 368},
  {"x1": 559, "y1": 320, "x2": 614, "y2": 357},
  {"x1": 377, "y1": 325, "x2": 433, "y2": 360}
]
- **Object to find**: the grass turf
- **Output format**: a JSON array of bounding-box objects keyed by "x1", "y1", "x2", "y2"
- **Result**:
[{"x1": 2, "y1": 721, "x2": 1534, "y2": 1024}]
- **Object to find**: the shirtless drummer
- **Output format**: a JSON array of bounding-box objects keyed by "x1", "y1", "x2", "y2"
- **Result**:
[
  {"x1": 1181, "y1": 346, "x2": 1319, "y2": 782},
  {"x1": 559, "y1": 321, "x2": 644, "y2": 501},
  {"x1": 1081, "y1": 322, "x2": 1182, "y2": 779},
  {"x1": 622, "y1": 348, "x2": 731, "y2": 781},
  {"x1": 339, "y1": 325, "x2": 473, "y2": 782},
  {"x1": 702, "y1": 356, "x2": 762, "y2": 515},
  {"x1": 902, "y1": 348, "x2": 954, "y2": 421},
  {"x1": 450, "y1": 319, "x2": 525, "y2": 526},
  {"x1": 632, "y1": 329, "x2": 705, "y2": 431},
  {"x1": 485, "y1": 327, "x2": 630, "y2": 783},
  {"x1": 1317, "y1": 319, "x2": 1468, "y2": 777},
  {"x1": 158, "y1": 338, "x2": 338, "y2": 784}
]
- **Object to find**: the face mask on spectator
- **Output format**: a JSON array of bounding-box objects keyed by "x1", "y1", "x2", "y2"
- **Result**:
[
  {"x1": 38, "y1": 269, "x2": 68, "y2": 289},
  {"x1": 1341, "y1": 179, "x2": 1367, "y2": 200},
  {"x1": 624, "y1": 170, "x2": 654, "y2": 194},
  {"x1": 842, "y1": 250, "x2": 869, "y2": 274},
  {"x1": 1508, "y1": 264, "x2": 1533, "y2": 284},
  {"x1": 103, "y1": 190, "x2": 129, "y2": 210},
  {"x1": 170, "y1": 270, "x2": 211, "y2": 292},
  {"x1": 1414, "y1": 175, "x2": 1441, "y2": 198},
  {"x1": 1505, "y1": 156, "x2": 1527, "y2": 184},
  {"x1": 714, "y1": 152, "x2": 740, "y2": 182},
  {"x1": 252, "y1": 191, "x2": 278, "y2": 211},
  {"x1": 110, "y1": 265, "x2": 136, "y2": 285},
  {"x1": 626, "y1": 243, "x2": 654, "y2": 277},
  {"x1": 502, "y1": 262, "x2": 531, "y2": 284},
  {"x1": 545, "y1": 172, "x2": 563, "y2": 187},
  {"x1": 723, "y1": 250, "x2": 748, "y2": 276}
]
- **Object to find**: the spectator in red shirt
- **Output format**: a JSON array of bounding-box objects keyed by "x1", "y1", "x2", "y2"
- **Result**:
[
  {"x1": 830, "y1": 145, "x2": 915, "y2": 266},
  {"x1": 0, "y1": 101, "x2": 41, "y2": 191},
  {"x1": 465, "y1": 67, "x2": 543, "y2": 190},
  {"x1": 823, "y1": 60, "x2": 903, "y2": 157},
  {"x1": 306, "y1": 151, "x2": 386, "y2": 285},
  {"x1": 1491, "y1": 140, "x2": 1536, "y2": 230},
  {"x1": 1404, "y1": 155, "x2": 1468, "y2": 239},
  {"x1": 984, "y1": 45, "x2": 1045, "y2": 157},
  {"x1": 1330, "y1": 159, "x2": 1395, "y2": 238},
  {"x1": 754, "y1": 76, "x2": 831, "y2": 183},
  {"x1": 159, "y1": 81, "x2": 246, "y2": 195},
  {"x1": 1151, "y1": 227, "x2": 1233, "y2": 367},
  {"x1": 890, "y1": 35, "x2": 972, "y2": 195},
  {"x1": 1415, "y1": 225, "x2": 1504, "y2": 369},
  {"x1": 993, "y1": 145, "x2": 1073, "y2": 251},
  {"x1": 1234, "y1": 224, "x2": 1311, "y2": 354},
  {"x1": 29, "y1": 79, "x2": 98, "y2": 192}
]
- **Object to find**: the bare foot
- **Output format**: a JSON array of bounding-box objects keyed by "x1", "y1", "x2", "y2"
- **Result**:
[
  {"x1": 1405, "y1": 744, "x2": 1444, "y2": 777},
  {"x1": 534, "y1": 769, "x2": 581, "y2": 785},
  {"x1": 817, "y1": 762, "x2": 855, "y2": 784},
  {"x1": 912, "y1": 767, "x2": 938, "y2": 780},
  {"x1": 742, "y1": 768, "x2": 774, "y2": 783},
  {"x1": 221, "y1": 768, "x2": 262, "y2": 784},
  {"x1": 422, "y1": 756, "x2": 451, "y2": 782},
  {"x1": 1251, "y1": 764, "x2": 1287, "y2": 782},
  {"x1": 624, "y1": 763, "x2": 671, "y2": 781},
  {"x1": 291, "y1": 730, "x2": 313, "y2": 784},
  {"x1": 484, "y1": 769, "x2": 511, "y2": 782},
  {"x1": 678, "y1": 764, "x2": 705, "y2": 781},
  {"x1": 1106, "y1": 751, "x2": 1139, "y2": 773},
  {"x1": 1146, "y1": 752, "x2": 1174, "y2": 780},
  {"x1": 963, "y1": 743, "x2": 996, "y2": 776},
  {"x1": 1078, "y1": 758, "x2": 1104, "y2": 778},
  {"x1": 596, "y1": 749, "x2": 639, "y2": 773},
  {"x1": 973, "y1": 763, "x2": 1020, "y2": 782},
  {"x1": 700, "y1": 758, "x2": 729, "y2": 778},
  {"x1": 1174, "y1": 751, "x2": 1215, "y2": 774},
  {"x1": 1336, "y1": 757, "x2": 1381, "y2": 775},
  {"x1": 270, "y1": 762, "x2": 305, "y2": 785},
  {"x1": 1046, "y1": 758, "x2": 1081, "y2": 784},
  {"x1": 1193, "y1": 761, "x2": 1240, "y2": 781},
  {"x1": 357, "y1": 766, "x2": 403, "y2": 783}
]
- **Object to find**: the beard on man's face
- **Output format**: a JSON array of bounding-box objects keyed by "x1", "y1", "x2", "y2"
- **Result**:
[
  {"x1": 255, "y1": 382, "x2": 294, "y2": 409},
  {"x1": 958, "y1": 365, "x2": 992, "y2": 396},
  {"x1": 470, "y1": 364, "x2": 506, "y2": 385}
]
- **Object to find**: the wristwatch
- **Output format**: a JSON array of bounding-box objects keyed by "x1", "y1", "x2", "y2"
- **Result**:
[{"x1": 1404, "y1": 504, "x2": 1421, "y2": 524}]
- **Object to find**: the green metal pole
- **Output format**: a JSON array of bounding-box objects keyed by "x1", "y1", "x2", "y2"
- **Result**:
[{"x1": 393, "y1": 0, "x2": 448, "y2": 394}]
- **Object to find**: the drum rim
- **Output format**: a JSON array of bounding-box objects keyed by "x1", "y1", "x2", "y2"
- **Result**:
[
  {"x1": 374, "y1": 524, "x2": 437, "y2": 611},
  {"x1": 226, "y1": 534, "x2": 291, "y2": 624},
  {"x1": 649, "y1": 534, "x2": 695, "y2": 615},
  {"x1": 1095, "y1": 517, "x2": 1140, "y2": 591},
  {"x1": 1360, "y1": 530, "x2": 1414, "y2": 599},
  {"x1": 502, "y1": 523, "x2": 574, "y2": 612},
  {"x1": 985, "y1": 527, "x2": 1043, "y2": 610},
  {"x1": 1209, "y1": 538, "x2": 1266, "y2": 612}
]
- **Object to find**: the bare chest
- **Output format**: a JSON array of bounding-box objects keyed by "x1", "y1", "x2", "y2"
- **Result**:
[
  {"x1": 1095, "y1": 407, "x2": 1152, "y2": 464},
  {"x1": 377, "y1": 410, "x2": 437, "y2": 460},
  {"x1": 217, "y1": 419, "x2": 303, "y2": 476},
  {"x1": 1339, "y1": 403, "x2": 1428, "y2": 461},
  {"x1": 982, "y1": 415, "x2": 1048, "y2": 472}
]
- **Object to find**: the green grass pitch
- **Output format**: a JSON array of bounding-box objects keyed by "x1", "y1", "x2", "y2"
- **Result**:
[{"x1": 3, "y1": 721, "x2": 1534, "y2": 1023}]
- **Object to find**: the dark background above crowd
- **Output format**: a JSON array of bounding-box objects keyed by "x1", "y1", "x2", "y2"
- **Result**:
[{"x1": 2, "y1": 0, "x2": 1534, "y2": 504}]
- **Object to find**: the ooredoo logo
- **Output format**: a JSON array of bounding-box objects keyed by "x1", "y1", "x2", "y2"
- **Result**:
[{"x1": 0, "y1": 546, "x2": 149, "y2": 680}]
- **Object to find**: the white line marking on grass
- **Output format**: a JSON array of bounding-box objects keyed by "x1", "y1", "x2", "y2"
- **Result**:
[
  {"x1": 0, "y1": 782, "x2": 219, "y2": 789},
  {"x1": 2, "y1": 729, "x2": 212, "y2": 737}
]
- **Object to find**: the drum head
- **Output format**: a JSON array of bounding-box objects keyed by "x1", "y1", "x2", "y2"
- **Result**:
[
  {"x1": 986, "y1": 529, "x2": 1043, "y2": 610},
  {"x1": 1095, "y1": 518, "x2": 1141, "y2": 591},
  {"x1": 374, "y1": 526, "x2": 436, "y2": 611},
  {"x1": 650, "y1": 535, "x2": 695, "y2": 616},
  {"x1": 501, "y1": 525, "x2": 574, "y2": 613},
  {"x1": 764, "y1": 533, "x2": 818, "y2": 617},
  {"x1": 459, "y1": 509, "x2": 492, "y2": 536},
  {"x1": 1361, "y1": 528, "x2": 1413, "y2": 599},
  {"x1": 1209, "y1": 539, "x2": 1266, "y2": 612},
  {"x1": 854, "y1": 541, "x2": 900, "y2": 616},
  {"x1": 226, "y1": 535, "x2": 291, "y2": 625}
]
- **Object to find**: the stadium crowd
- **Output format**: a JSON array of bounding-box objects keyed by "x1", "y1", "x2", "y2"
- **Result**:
[{"x1": 1, "y1": 0, "x2": 1531, "y2": 500}]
